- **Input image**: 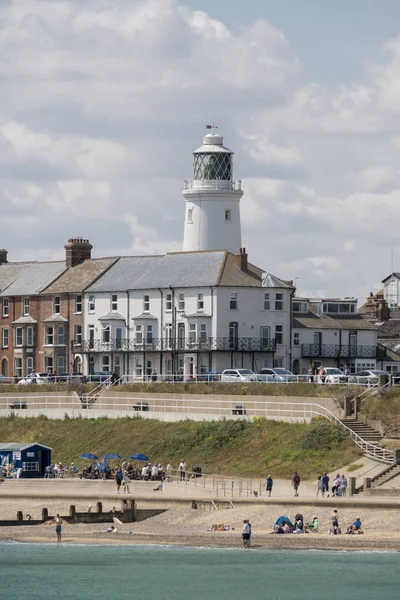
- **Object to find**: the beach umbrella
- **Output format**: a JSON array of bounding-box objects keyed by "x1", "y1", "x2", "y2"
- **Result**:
[
  {"x1": 79, "y1": 453, "x2": 98, "y2": 460},
  {"x1": 129, "y1": 453, "x2": 149, "y2": 461},
  {"x1": 103, "y1": 453, "x2": 122, "y2": 460}
]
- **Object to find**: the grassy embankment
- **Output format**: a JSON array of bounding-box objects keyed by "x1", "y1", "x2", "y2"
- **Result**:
[
  {"x1": 0, "y1": 416, "x2": 361, "y2": 478},
  {"x1": 362, "y1": 389, "x2": 400, "y2": 442},
  {"x1": 0, "y1": 381, "x2": 354, "y2": 397}
]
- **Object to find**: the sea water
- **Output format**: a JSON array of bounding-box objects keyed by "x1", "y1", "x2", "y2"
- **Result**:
[{"x1": 1, "y1": 542, "x2": 399, "y2": 600}]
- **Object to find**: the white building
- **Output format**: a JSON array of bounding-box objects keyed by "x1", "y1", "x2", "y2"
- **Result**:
[
  {"x1": 77, "y1": 251, "x2": 294, "y2": 378},
  {"x1": 182, "y1": 131, "x2": 243, "y2": 254},
  {"x1": 292, "y1": 297, "x2": 377, "y2": 374}
]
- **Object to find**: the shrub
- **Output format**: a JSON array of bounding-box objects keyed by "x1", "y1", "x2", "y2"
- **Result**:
[{"x1": 299, "y1": 420, "x2": 348, "y2": 451}]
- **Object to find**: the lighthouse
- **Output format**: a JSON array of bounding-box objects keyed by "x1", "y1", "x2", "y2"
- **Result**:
[{"x1": 182, "y1": 129, "x2": 243, "y2": 254}]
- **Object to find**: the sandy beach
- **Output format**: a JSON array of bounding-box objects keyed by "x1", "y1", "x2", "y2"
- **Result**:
[{"x1": 1, "y1": 496, "x2": 400, "y2": 551}]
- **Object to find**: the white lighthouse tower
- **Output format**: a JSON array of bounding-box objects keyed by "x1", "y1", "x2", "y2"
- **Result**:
[{"x1": 182, "y1": 128, "x2": 243, "y2": 254}]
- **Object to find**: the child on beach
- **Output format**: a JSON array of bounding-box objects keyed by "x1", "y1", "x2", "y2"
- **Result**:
[
  {"x1": 242, "y1": 520, "x2": 251, "y2": 549},
  {"x1": 265, "y1": 475, "x2": 273, "y2": 497},
  {"x1": 54, "y1": 514, "x2": 62, "y2": 542}
]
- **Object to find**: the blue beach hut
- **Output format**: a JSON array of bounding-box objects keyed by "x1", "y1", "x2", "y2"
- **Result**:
[{"x1": 0, "y1": 442, "x2": 52, "y2": 478}]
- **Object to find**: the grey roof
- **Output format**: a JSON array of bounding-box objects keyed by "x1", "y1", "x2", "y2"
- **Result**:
[
  {"x1": 262, "y1": 273, "x2": 294, "y2": 289},
  {"x1": 87, "y1": 252, "x2": 228, "y2": 292},
  {"x1": 42, "y1": 315, "x2": 68, "y2": 323},
  {"x1": 98, "y1": 312, "x2": 126, "y2": 321},
  {"x1": 132, "y1": 312, "x2": 158, "y2": 320},
  {"x1": 12, "y1": 316, "x2": 37, "y2": 324},
  {"x1": 293, "y1": 312, "x2": 377, "y2": 331},
  {"x1": 185, "y1": 312, "x2": 212, "y2": 318},
  {"x1": 0, "y1": 261, "x2": 65, "y2": 296},
  {"x1": 0, "y1": 442, "x2": 52, "y2": 451}
]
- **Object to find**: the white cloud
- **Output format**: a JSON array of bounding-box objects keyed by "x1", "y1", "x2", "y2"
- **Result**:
[{"x1": 1, "y1": 0, "x2": 400, "y2": 300}]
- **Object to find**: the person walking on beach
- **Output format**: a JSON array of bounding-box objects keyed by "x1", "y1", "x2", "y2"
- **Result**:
[
  {"x1": 123, "y1": 470, "x2": 130, "y2": 494},
  {"x1": 331, "y1": 510, "x2": 339, "y2": 535},
  {"x1": 54, "y1": 514, "x2": 62, "y2": 542},
  {"x1": 316, "y1": 475, "x2": 324, "y2": 497},
  {"x1": 166, "y1": 462, "x2": 173, "y2": 480},
  {"x1": 265, "y1": 475, "x2": 273, "y2": 497},
  {"x1": 242, "y1": 520, "x2": 251, "y2": 549},
  {"x1": 292, "y1": 471, "x2": 300, "y2": 497},
  {"x1": 322, "y1": 472, "x2": 330, "y2": 497},
  {"x1": 115, "y1": 466, "x2": 123, "y2": 493}
]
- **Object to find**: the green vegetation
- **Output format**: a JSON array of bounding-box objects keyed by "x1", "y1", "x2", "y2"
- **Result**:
[
  {"x1": 362, "y1": 391, "x2": 400, "y2": 438},
  {"x1": 0, "y1": 416, "x2": 361, "y2": 478},
  {"x1": 0, "y1": 381, "x2": 356, "y2": 398}
]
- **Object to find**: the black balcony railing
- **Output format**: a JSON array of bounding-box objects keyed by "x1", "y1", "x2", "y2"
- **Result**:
[
  {"x1": 301, "y1": 344, "x2": 377, "y2": 359},
  {"x1": 71, "y1": 337, "x2": 276, "y2": 353}
]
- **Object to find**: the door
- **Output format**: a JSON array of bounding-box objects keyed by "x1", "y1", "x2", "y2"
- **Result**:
[
  {"x1": 260, "y1": 326, "x2": 270, "y2": 350},
  {"x1": 115, "y1": 327, "x2": 122, "y2": 350},
  {"x1": 88, "y1": 326, "x2": 95, "y2": 350},
  {"x1": 229, "y1": 322, "x2": 238, "y2": 350},
  {"x1": 349, "y1": 332, "x2": 357, "y2": 358},
  {"x1": 313, "y1": 332, "x2": 322, "y2": 356},
  {"x1": 114, "y1": 355, "x2": 121, "y2": 376},
  {"x1": 178, "y1": 323, "x2": 185, "y2": 350}
]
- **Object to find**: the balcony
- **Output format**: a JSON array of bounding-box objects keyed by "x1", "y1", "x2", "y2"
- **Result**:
[
  {"x1": 301, "y1": 344, "x2": 377, "y2": 359},
  {"x1": 72, "y1": 337, "x2": 276, "y2": 353}
]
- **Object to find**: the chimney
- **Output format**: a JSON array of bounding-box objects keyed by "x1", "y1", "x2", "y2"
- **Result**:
[
  {"x1": 0, "y1": 249, "x2": 8, "y2": 265},
  {"x1": 237, "y1": 247, "x2": 248, "y2": 272},
  {"x1": 377, "y1": 300, "x2": 390, "y2": 322},
  {"x1": 64, "y1": 238, "x2": 93, "y2": 269}
]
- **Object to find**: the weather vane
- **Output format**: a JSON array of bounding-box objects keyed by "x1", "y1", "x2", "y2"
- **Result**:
[{"x1": 205, "y1": 124, "x2": 218, "y2": 133}]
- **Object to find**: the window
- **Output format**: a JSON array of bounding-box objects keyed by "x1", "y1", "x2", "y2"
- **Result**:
[
  {"x1": 197, "y1": 293, "x2": 204, "y2": 311},
  {"x1": 178, "y1": 293, "x2": 185, "y2": 311},
  {"x1": 102, "y1": 356, "x2": 110, "y2": 372},
  {"x1": 88, "y1": 325, "x2": 95, "y2": 349},
  {"x1": 275, "y1": 325, "x2": 283, "y2": 345},
  {"x1": 16, "y1": 327, "x2": 23, "y2": 346},
  {"x1": 200, "y1": 323, "x2": 207, "y2": 341},
  {"x1": 386, "y1": 365, "x2": 399, "y2": 373},
  {"x1": 146, "y1": 359, "x2": 153, "y2": 376},
  {"x1": 166, "y1": 293, "x2": 172, "y2": 311},
  {"x1": 45, "y1": 327, "x2": 54, "y2": 345},
  {"x1": 229, "y1": 322, "x2": 238, "y2": 349},
  {"x1": 293, "y1": 332, "x2": 300, "y2": 346},
  {"x1": 260, "y1": 326, "x2": 270, "y2": 349},
  {"x1": 2, "y1": 298, "x2": 9, "y2": 318},
  {"x1": 143, "y1": 295, "x2": 150, "y2": 312},
  {"x1": 74, "y1": 325, "x2": 82, "y2": 344},
  {"x1": 102, "y1": 324, "x2": 110, "y2": 343},
  {"x1": 114, "y1": 355, "x2": 121, "y2": 376},
  {"x1": 58, "y1": 325, "x2": 65, "y2": 345},
  {"x1": 23, "y1": 297, "x2": 30, "y2": 316},
  {"x1": 146, "y1": 324, "x2": 153, "y2": 343},
  {"x1": 26, "y1": 357, "x2": 34, "y2": 375},
  {"x1": 53, "y1": 296, "x2": 61, "y2": 314},
  {"x1": 111, "y1": 294, "x2": 118, "y2": 311},
  {"x1": 27, "y1": 326, "x2": 33, "y2": 346},
  {"x1": 230, "y1": 292, "x2": 238, "y2": 310},
  {"x1": 263, "y1": 293, "x2": 270, "y2": 311},
  {"x1": 274, "y1": 357, "x2": 283, "y2": 368},
  {"x1": 135, "y1": 359, "x2": 143, "y2": 378},
  {"x1": 115, "y1": 327, "x2": 123, "y2": 350},
  {"x1": 75, "y1": 295, "x2": 82, "y2": 314},
  {"x1": 88, "y1": 295, "x2": 95, "y2": 313},
  {"x1": 22, "y1": 462, "x2": 39, "y2": 472},
  {"x1": 225, "y1": 209, "x2": 231, "y2": 222},
  {"x1": 2, "y1": 328, "x2": 8, "y2": 348},
  {"x1": 189, "y1": 323, "x2": 196, "y2": 341},
  {"x1": 187, "y1": 208, "x2": 193, "y2": 223},
  {"x1": 275, "y1": 293, "x2": 283, "y2": 311},
  {"x1": 14, "y1": 357, "x2": 22, "y2": 378},
  {"x1": 88, "y1": 355, "x2": 95, "y2": 374},
  {"x1": 135, "y1": 325, "x2": 143, "y2": 344},
  {"x1": 322, "y1": 303, "x2": 356, "y2": 314},
  {"x1": 293, "y1": 301, "x2": 308, "y2": 312},
  {"x1": 57, "y1": 355, "x2": 65, "y2": 374}
]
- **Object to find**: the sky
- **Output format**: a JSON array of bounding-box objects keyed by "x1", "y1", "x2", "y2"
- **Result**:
[{"x1": 2, "y1": 0, "x2": 400, "y2": 300}]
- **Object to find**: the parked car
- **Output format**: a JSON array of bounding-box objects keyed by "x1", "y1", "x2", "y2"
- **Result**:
[
  {"x1": 0, "y1": 374, "x2": 11, "y2": 384},
  {"x1": 349, "y1": 370, "x2": 389, "y2": 387},
  {"x1": 17, "y1": 372, "x2": 51, "y2": 385},
  {"x1": 57, "y1": 372, "x2": 84, "y2": 383},
  {"x1": 133, "y1": 401, "x2": 149, "y2": 412},
  {"x1": 221, "y1": 369, "x2": 257, "y2": 383},
  {"x1": 196, "y1": 371, "x2": 221, "y2": 382},
  {"x1": 87, "y1": 372, "x2": 112, "y2": 383},
  {"x1": 317, "y1": 367, "x2": 346, "y2": 384},
  {"x1": 257, "y1": 368, "x2": 297, "y2": 383},
  {"x1": 9, "y1": 401, "x2": 27, "y2": 409}
]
